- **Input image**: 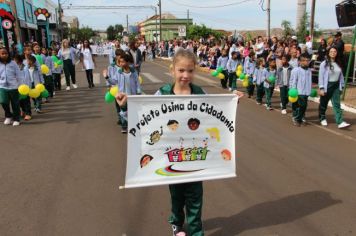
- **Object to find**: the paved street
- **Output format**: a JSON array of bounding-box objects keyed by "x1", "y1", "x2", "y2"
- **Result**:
[{"x1": 1, "y1": 56, "x2": 356, "y2": 236}]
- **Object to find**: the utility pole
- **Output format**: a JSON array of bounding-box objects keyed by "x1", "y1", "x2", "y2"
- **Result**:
[
  {"x1": 126, "y1": 14, "x2": 129, "y2": 34},
  {"x1": 158, "y1": 0, "x2": 162, "y2": 41},
  {"x1": 310, "y1": 0, "x2": 316, "y2": 46},
  {"x1": 187, "y1": 9, "x2": 189, "y2": 27},
  {"x1": 267, "y1": 0, "x2": 270, "y2": 38},
  {"x1": 57, "y1": 0, "x2": 63, "y2": 40},
  {"x1": 155, "y1": 7, "x2": 158, "y2": 42}
]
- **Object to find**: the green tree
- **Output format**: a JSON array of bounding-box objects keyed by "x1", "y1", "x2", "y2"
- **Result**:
[
  {"x1": 114, "y1": 24, "x2": 124, "y2": 35},
  {"x1": 187, "y1": 24, "x2": 223, "y2": 40},
  {"x1": 107, "y1": 25, "x2": 115, "y2": 40},
  {"x1": 296, "y1": 12, "x2": 309, "y2": 42},
  {"x1": 281, "y1": 20, "x2": 295, "y2": 38}
]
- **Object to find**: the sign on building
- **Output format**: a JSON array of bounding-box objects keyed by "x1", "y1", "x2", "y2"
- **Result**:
[{"x1": 178, "y1": 25, "x2": 186, "y2": 37}]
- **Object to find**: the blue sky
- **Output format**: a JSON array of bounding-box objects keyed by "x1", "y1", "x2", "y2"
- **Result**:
[{"x1": 58, "y1": 0, "x2": 341, "y2": 31}]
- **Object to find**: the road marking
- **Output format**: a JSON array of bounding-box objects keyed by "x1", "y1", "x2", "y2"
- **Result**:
[
  {"x1": 93, "y1": 73, "x2": 100, "y2": 84},
  {"x1": 141, "y1": 72, "x2": 163, "y2": 83},
  {"x1": 194, "y1": 74, "x2": 220, "y2": 85}
]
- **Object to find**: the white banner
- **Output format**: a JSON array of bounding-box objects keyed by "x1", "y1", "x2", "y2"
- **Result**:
[
  {"x1": 124, "y1": 94, "x2": 238, "y2": 188},
  {"x1": 90, "y1": 44, "x2": 112, "y2": 55}
]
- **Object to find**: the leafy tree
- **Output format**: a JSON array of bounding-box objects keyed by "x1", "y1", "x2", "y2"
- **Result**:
[
  {"x1": 107, "y1": 25, "x2": 115, "y2": 40},
  {"x1": 187, "y1": 24, "x2": 223, "y2": 40},
  {"x1": 296, "y1": 12, "x2": 309, "y2": 42},
  {"x1": 281, "y1": 20, "x2": 295, "y2": 38},
  {"x1": 114, "y1": 24, "x2": 124, "y2": 35}
]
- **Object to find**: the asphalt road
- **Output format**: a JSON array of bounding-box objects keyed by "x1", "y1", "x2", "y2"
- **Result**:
[{"x1": 1, "y1": 56, "x2": 356, "y2": 236}]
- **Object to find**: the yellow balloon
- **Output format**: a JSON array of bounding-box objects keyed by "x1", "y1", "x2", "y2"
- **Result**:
[
  {"x1": 139, "y1": 76, "x2": 143, "y2": 84},
  {"x1": 237, "y1": 65, "x2": 243, "y2": 71},
  {"x1": 217, "y1": 73, "x2": 225, "y2": 80},
  {"x1": 244, "y1": 74, "x2": 249, "y2": 80},
  {"x1": 242, "y1": 80, "x2": 249, "y2": 87},
  {"x1": 236, "y1": 70, "x2": 242, "y2": 77},
  {"x1": 41, "y1": 64, "x2": 50, "y2": 74},
  {"x1": 29, "y1": 89, "x2": 41, "y2": 98},
  {"x1": 35, "y1": 83, "x2": 45, "y2": 93},
  {"x1": 289, "y1": 96, "x2": 298, "y2": 103},
  {"x1": 54, "y1": 62, "x2": 59, "y2": 69},
  {"x1": 18, "y1": 84, "x2": 30, "y2": 95},
  {"x1": 110, "y1": 86, "x2": 119, "y2": 97}
]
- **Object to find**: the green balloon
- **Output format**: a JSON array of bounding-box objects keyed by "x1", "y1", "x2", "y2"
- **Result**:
[
  {"x1": 239, "y1": 73, "x2": 245, "y2": 80},
  {"x1": 268, "y1": 75, "x2": 276, "y2": 83},
  {"x1": 57, "y1": 60, "x2": 63, "y2": 65},
  {"x1": 310, "y1": 88, "x2": 318, "y2": 97},
  {"x1": 211, "y1": 70, "x2": 219, "y2": 77},
  {"x1": 105, "y1": 91, "x2": 115, "y2": 103},
  {"x1": 19, "y1": 94, "x2": 28, "y2": 100},
  {"x1": 51, "y1": 56, "x2": 59, "y2": 63},
  {"x1": 41, "y1": 89, "x2": 49, "y2": 98},
  {"x1": 35, "y1": 54, "x2": 44, "y2": 65},
  {"x1": 216, "y1": 67, "x2": 223, "y2": 73},
  {"x1": 288, "y1": 88, "x2": 298, "y2": 98}
]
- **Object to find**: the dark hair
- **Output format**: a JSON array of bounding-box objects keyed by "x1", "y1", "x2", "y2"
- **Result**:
[
  {"x1": 325, "y1": 46, "x2": 341, "y2": 71},
  {"x1": 121, "y1": 53, "x2": 134, "y2": 63},
  {"x1": 167, "y1": 120, "x2": 179, "y2": 126},
  {"x1": 188, "y1": 118, "x2": 200, "y2": 125},
  {"x1": 83, "y1": 40, "x2": 92, "y2": 52},
  {"x1": 281, "y1": 54, "x2": 290, "y2": 61},
  {"x1": 28, "y1": 55, "x2": 37, "y2": 64},
  {"x1": 115, "y1": 48, "x2": 125, "y2": 57},
  {"x1": 300, "y1": 53, "x2": 311, "y2": 60},
  {"x1": 14, "y1": 54, "x2": 24, "y2": 63},
  {"x1": 0, "y1": 47, "x2": 11, "y2": 63}
]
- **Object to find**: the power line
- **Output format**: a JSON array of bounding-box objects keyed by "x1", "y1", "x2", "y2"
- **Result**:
[{"x1": 168, "y1": 0, "x2": 255, "y2": 9}]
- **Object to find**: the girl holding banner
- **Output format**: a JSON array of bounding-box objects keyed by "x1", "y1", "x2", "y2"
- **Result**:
[{"x1": 116, "y1": 49, "x2": 243, "y2": 236}]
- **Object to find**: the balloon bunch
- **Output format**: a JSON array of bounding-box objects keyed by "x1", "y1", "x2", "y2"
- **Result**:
[
  {"x1": 51, "y1": 56, "x2": 63, "y2": 69},
  {"x1": 235, "y1": 65, "x2": 243, "y2": 77},
  {"x1": 105, "y1": 87, "x2": 119, "y2": 103},
  {"x1": 18, "y1": 83, "x2": 48, "y2": 99},
  {"x1": 288, "y1": 88, "x2": 298, "y2": 103},
  {"x1": 211, "y1": 67, "x2": 225, "y2": 80}
]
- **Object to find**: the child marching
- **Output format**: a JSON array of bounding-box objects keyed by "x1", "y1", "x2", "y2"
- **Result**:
[
  {"x1": 216, "y1": 49, "x2": 229, "y2": 89},
  {"x1": 276, "y1": 54, "x2": 292, "y2": 114},
  {"x1": 263, "y1": 58, "x2": 277, "y2": 110},
  {"x1": 253, "y1": 57, "x2": 265, "y2": 105},
  {"x1": 244, "y1": 51, "x2": 256, "y2": 98}
]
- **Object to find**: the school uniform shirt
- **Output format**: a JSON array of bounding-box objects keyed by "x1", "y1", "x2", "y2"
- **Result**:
[
  {"x1": 290, "y1": 67, "x2": 312, "y2": 96},
  {"x1": 44, "y1": 56, "x2": 54, "y2": 76},
  {"x1": 263, "y1": 69, "x2": 277, "y2": 88},
  {"x1": 0, "y1": 61, "x2": 22, "y2": 90},
  {"x1": 318, "y1": 61, "x2": 345, "y2": 93},
  {"x1": 243, "y1": 57, "x2": 255, "y2": 75},
  {"x1": 217, "y1": 56, "x2": 228, "y2": 70},
  {"x1": 23, "y1": 66, "x2": 44, "y2": 87},
  {"x1": 81, "y1": 48, "x2": 95, "y2": 70},
  {"x1": 226, "y1": 58, "x2": 239, "y2": 73},
  {"x1": 289, "y1": 58, "x2": 299, "y2": 69},
  {"x1": 253, "y1": 68, "x2": 264, "y2": 85},
  {"x1": 276, "y1": 66, "x2": 292, "y2": 87},
  {"x1": 117, "y1": 70, "x2": 141, "y2": 95}
]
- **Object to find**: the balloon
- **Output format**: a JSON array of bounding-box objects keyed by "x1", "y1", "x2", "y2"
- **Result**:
[
  {"x1": 236, "y1": 70, "x2": 242, "y2": 77},
  {"x1": 29, "y1": 89, "x2": 41, "y2": 98},
  {"x1": 139, "y1": 76, "x2": 143, "y2": 84},
  {"x1": 54, "y1": 62, "x2": 59, "y2": 69},
  {"x1": 18, "y1": 84, "x2": 30, "y2": 95},
  {"x1": 41, "y1": 89, "x2": 49, "y2": 98},
  {"x1": 41, "y1": 64, "x2": 50, "y2": 74},
  {"x1": 109, "y1": 86, "x2": 119, "y2": 97},
  {"x1": 239, "y1": 73, "x2": 245, "y2": 80},
  {"x1": 268, "y1": 75, "x2": 276, "y2": 83},
  {"x1": 289, "y1": 96, "x2": 298, "y2": 103},
  {"x1": 57, "y1": 60, "x2": 63, "y2": 65},
  {"x1": 242, "y1": 80, "x2": 249, "y2": 87},
  {"x1": 19, "y1": 94, "x2": 28, "y2": 100},
  {"x1": 237, "y1": 65, "x2": 243, "y2": 71},
  {"x1": 288, "y1": 88, "x2": 298, "y2": 98},
  {"x1": 211, "y1": 70, "x2": 219, "y2": 77},
  {"x1": 105, "y1": 91, "x2": 115, "y2": 103},
  {"x1": 217, "y1": 73, "x2": 225, "y2": 80},
  {"x1": 244, "y1": 74, "x2": 249, "y2": 80},
  {"x1": 310, "y1": 88, "x2": 318, "y2": 97},
  {"x1": 35, "y1": 54, "x2": 43, "y2": 65},
  {"x1": 51, "y1": 55, "x2": 59, "y2": 63},
  {"x1": 216, "y1": 67, "x2": 223, "y2": 73},
  {"x1": 35, "y1": 83, "x2": 45, "y2": 93}
]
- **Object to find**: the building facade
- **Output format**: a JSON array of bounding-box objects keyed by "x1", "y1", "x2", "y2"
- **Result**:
[{"x1": 139, "y1": 13, "x2": 192, "y2": 42}]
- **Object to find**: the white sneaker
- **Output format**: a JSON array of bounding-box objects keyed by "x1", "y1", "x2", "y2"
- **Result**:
[
  {"x1": 4, "y1": 118, "x2": 12, "y2": 125},
  {"x1": 12, "y1": 121, "x2": 20, "y2": 126},
  {"x1": 66, "y1": 86, "x2": 70, "y2": 91},
  {"x1": 320, "y1": 119, "x2": 328, "y2": 126},
  {"x1": 281, "y1": 109, "x2": 287, "y2": 115},
  {"x1": 338, "y1": 121, "x2": 351, "y2": 129},
  {"x1": 72, "y1": 84, "x2": 78, "y2": 89}
]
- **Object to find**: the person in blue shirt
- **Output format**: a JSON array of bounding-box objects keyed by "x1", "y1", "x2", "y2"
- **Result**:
[{"x1": 0, "y1": 47, "x2": 22, "y2": 126}]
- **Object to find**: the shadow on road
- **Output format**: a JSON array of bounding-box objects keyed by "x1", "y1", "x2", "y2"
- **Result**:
[{"x1": 204, "y1": 191, "x2": 341, "y2": 235}]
